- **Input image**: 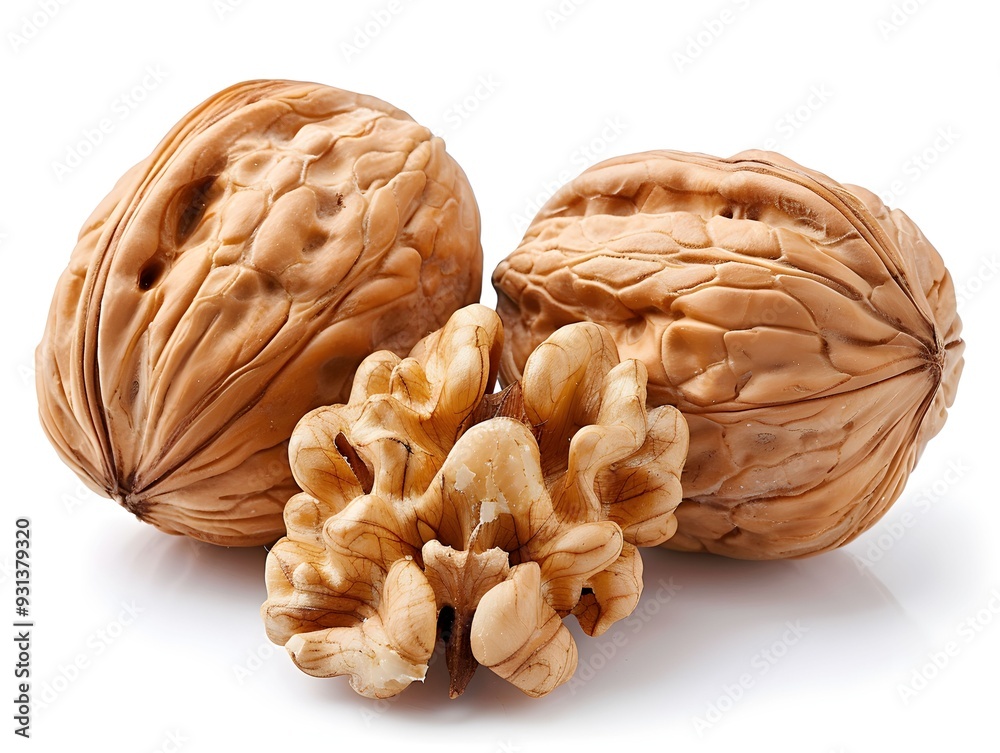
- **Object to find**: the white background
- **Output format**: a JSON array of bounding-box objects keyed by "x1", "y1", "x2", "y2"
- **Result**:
[{"x1": 2, "y1": 0, "x2": 998, "y2": 751}]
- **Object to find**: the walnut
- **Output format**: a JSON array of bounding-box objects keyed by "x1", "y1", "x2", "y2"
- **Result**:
[
  {"x1": 35, "y1": 80, "x2": 482, "y2": 546},
  {"x1": 493, "y1": 149, "x2": 964, "y2": 560},
  {"x1": 261, "y1": 304, "x2": 688, "y2": 698}
]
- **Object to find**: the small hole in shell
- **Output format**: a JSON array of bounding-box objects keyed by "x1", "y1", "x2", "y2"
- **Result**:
[
  {"x1": 138, "y1": 259, "x2": 165, "y2": 291},
  {"x1": 303, "y1": 230, "x2": 328, "y2": 252},
  {"x1": 173, "y1": 175, "x2": 218, "y2": 246}
]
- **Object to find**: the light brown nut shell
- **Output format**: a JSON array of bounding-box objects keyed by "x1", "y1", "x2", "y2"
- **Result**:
[
  {"x1": 35, "y1": 79, "x2": 482, "y2": 546},
  {"x1": 493, "y1": 149, "x2": 964, "y2": 559}
]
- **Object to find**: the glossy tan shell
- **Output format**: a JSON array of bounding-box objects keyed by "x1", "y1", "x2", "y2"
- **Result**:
[
  {"x1": 36, "y1": 80, "x2": 483, "y2": 546},
  {"x1": 493, "y1": 149, "x2": 964, "y2": 559}
]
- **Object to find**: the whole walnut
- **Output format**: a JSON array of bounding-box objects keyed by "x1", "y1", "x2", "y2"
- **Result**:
[
  {"x1": 493, "y1": 149, "x2": 964, "y2": 559},
  {"x1": 36, "y1": 80, "x2": 483, "y2": 546}
]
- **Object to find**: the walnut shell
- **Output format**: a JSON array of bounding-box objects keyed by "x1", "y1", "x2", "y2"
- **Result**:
[
  {"x1": 35, "y1": 80, "x2": 482, "y2": 546},
  {"x1": 493, "y1": 149, "x2": 964, "y2": 559},
  {"x1": 262, "y1": 304, "x2": 688, "y2": 698}
]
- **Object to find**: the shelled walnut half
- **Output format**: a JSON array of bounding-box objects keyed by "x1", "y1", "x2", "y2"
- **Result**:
[{"x1": 261, "y1": 304, "x2": 688, "y2": 698}]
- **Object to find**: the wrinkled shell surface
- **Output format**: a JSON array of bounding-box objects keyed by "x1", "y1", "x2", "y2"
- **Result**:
[
  {"x1": 36, "y1": 80, "x2": 482, "y2": 546},
  {"x1": 261, "y1": 304, "x2": 688, "y2": 698},
  {"x1": 493, "y1": 149, "x2": 963, "y2": 559}
]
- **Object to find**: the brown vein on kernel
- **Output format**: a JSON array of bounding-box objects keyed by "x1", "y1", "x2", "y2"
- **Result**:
[{"x1": 458, "y1": 381, "x2": 543, "y2": 444}]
